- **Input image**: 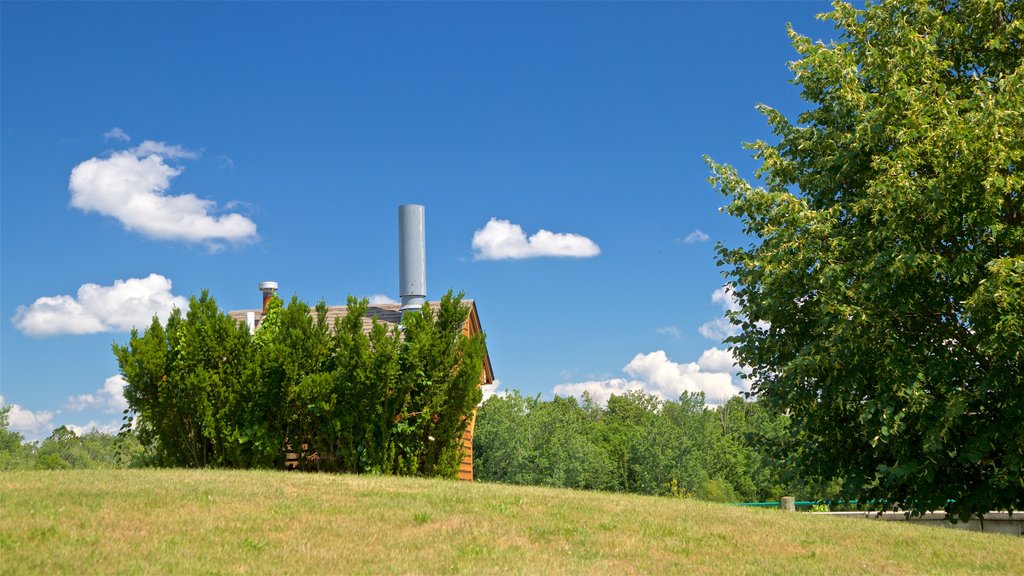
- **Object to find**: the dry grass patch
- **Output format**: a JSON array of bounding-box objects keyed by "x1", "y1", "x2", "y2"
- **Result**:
[{"x1": 1, "y1": 469, "x2": 1020, "y2": 575}]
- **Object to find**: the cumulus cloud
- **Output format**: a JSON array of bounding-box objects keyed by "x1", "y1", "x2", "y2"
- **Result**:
[
  {"x1": 367, "y1": 294, "x2": 399, "y2": 305},
  {"x1": 471, "y1": 218, "x2": 600, "y2": 260},
  {"x1": 69, "y1": 140, "x2": 257, "y2": 245},
  {"x1": 554, "y1": 349, "x2": 744, "y2": 406},
  {"x1": 65, "y1": 375, "x2": 128, "y2": 414},
  {"x1": 103, "y1": 127, "x2": 131, "y2": 142},
  {"x1": 12, "y1": 274, "x2": 186, "y2": 337},
  {"x1": 682, "y1": 229, "x2": 710, "y2": 244},
  {"x1": 697, "y1": 347, "x2": 738, "y2": 373},
  {"x1": 0, "y1": 396, "x2": 55, "y2": 441},
  {"x1": 699, "y1": 284, "x2": 741, "y2": 340}
]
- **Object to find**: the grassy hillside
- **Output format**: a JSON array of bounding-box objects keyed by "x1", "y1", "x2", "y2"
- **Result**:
[{"x1": 1, "y1": 469, "x2": 1019, "y2": 575}]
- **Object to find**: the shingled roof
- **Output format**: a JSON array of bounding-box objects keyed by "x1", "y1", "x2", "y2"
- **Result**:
[{"x1": 227, "y1": 300, "x2": 494, "y2": 384}]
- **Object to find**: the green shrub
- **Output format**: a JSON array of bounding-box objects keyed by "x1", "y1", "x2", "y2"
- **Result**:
[{"x1": 114, "y1": 290, "x2": 485, "y2": 478}]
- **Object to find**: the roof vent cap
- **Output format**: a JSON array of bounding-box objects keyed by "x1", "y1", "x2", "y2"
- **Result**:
[{"x1": 259, "y1": 281, "x2": 279, "y2": 313}]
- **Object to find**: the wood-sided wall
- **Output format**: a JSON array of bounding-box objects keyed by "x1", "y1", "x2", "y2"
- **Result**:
[{"x1": 457, "y1": 303, "x2": 493, "y2": 481}]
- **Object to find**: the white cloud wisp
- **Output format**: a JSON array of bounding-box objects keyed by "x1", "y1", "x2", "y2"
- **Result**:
[
  {"x1": 554, "y1": 349, "x2": 744, "y2": 406},
  {"x1": 656, "y1": 326, "x2": 682, "y2": 340},
  {"x1": 103, "y1": 127, "x2": 131, "y2": 142},
  {"x1": 472, "y1": 218, "x2": 600, "y2": 260},
  {"x1": 682, "y1": 229, "x2": 710, "y2": 244},
  {"x1": 12, "y1": 274, "x2": 187, "y2": 337},
  {"x1": 69, "y1": 140, "x2": 257, "y2": 246},
  {"x1": 367, "y1": 294, "x2": 399, "y2": 306}
]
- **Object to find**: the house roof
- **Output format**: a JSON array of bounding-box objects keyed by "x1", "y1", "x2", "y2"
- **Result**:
[{"x1": 227, "y1": 300, "x2": 494, "y2": 384}]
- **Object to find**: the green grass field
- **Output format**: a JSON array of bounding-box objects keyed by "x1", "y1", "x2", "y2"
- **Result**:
[{"x1": 1, "y1": 469, "x2": 1020, "y2": 575}]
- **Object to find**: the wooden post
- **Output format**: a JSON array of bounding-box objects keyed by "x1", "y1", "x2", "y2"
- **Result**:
[{"x1": 780, "y1": 496, "x2": 796, "y2": 512}]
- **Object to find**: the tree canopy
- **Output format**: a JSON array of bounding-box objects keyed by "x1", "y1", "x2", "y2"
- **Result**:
[{"x1": 708, "y1": 0, "x2": 1022, "y2": 520}]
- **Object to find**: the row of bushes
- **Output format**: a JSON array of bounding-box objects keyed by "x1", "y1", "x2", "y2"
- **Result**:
[{"x1": 114, "y1": 290, "x2": 485, "y2": 477}]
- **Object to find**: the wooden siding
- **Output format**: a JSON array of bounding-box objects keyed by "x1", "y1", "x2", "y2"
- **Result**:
[{"x1": 459, "y1": 411, "x2": 476, "y2": 481}]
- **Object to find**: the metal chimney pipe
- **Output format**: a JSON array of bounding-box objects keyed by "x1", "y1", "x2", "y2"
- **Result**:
[
  {"x1": 259, "y1": 281, "x2": 279, "y2": 313},
  {"x1": 398, "y1": 205, "x2": 426, "y2": 314}
]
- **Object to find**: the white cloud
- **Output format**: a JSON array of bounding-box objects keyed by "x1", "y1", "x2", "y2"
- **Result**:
[
  {"x1": 699, "y1": 284, "x2": 741, "y2": 340},
  {"x1": 65, "y1": 375, "x2": 128, "y2": 414},
  {"x1": 625, "y1": 351, "x2": 740, "y2": 401},
  {"x1": 471, "y1": 218, "x2": 600, "y2": 260},
  {"x1": 712, "y1": 285, "x2": 741, "y2": 312},
  {"x1": 480, "y1": 379, "x2": 507, "y2": 403},
  {"x1": 2, "y1": 396, "x2": 126, "y2": 441},
  {"x1": 682, "y1": 229, "x2": 710, "y2": 244},
  {"x1": 699, "y1": 318, "x2": 736, "y2": 340},
  {"x1": 554, "y1": 349, "x2": 744, "y2": 406},
  {"x1": 656, "y1": 326, "x2": 682, "y2": 340},
  {"x1": 367, "y1": 294, "x2": 399, "y2": 305},
  {"x1": 217, "y1": 154, "x2": 236, "y2": 170},
  {"x1": 103, "y1": 127, "x2": 131, "y2": 142},
  {"x1": 65, "y1": 420, "x2": 122, "y2": 437},
  {"x1": 12, "y1": 274, "x2": 186, "y2": 337},
  {"x1": 69, "y1": 141, "x2": 257, "y2": 245},
  {"x1": 0, "y1": 396, "x2": 55, "y2": 441}
]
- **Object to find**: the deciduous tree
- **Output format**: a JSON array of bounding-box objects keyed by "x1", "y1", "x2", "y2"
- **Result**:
[{"x1": 708, "y1": 0, "x2": 1022, "y2": 520}]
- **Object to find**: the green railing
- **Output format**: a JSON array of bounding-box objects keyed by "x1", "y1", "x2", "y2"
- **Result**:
[{"x1": 736, "y1": 501, "x2": 835, "y2": 508}]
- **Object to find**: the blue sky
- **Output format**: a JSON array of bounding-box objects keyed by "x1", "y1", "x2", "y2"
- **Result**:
[{"x1": 1, "y1": 1, "x2": 837, "y2": 440}]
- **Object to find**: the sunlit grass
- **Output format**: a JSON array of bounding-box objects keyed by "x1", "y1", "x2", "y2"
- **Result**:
[{"x1": 1, "y1": 469, "x2": 1019, "y2": 575}]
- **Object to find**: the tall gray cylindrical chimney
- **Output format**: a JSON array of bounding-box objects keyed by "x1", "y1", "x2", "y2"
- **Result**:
[{"x1": 398, "y1": 204, "x2": 426, "y2": 313}]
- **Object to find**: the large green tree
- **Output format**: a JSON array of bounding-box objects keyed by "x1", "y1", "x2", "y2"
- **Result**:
[{"x1": 708, "y1": 0, "x2": 1022, "y2": 520}]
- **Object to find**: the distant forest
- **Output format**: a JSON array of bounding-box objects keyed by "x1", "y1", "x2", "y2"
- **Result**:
[{"x1": 473, "y1": 391, "x2": 833, "y2": 503}]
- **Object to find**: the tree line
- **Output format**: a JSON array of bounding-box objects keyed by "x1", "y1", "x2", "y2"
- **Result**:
[
  {"x1": 0, "y1": 408, "x2": 142, "y2": 471},
  {"x1": 3, "y1": 386, "x2": 831, "y2": 506},
  {"x1": 473, "y1": 390, "x2": 836, "y2": 503}
]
